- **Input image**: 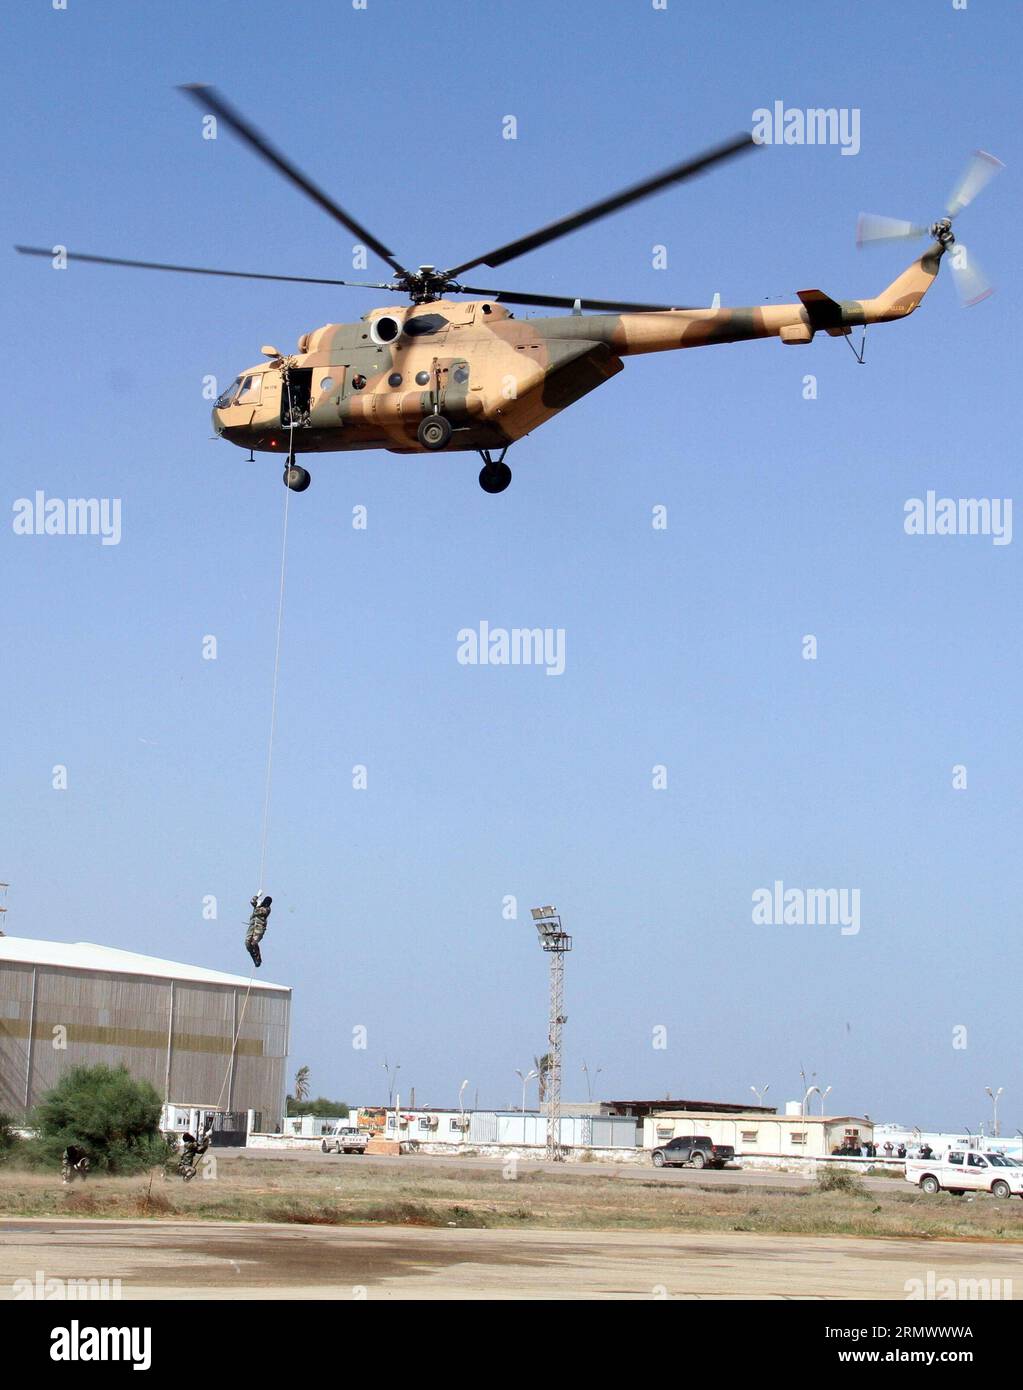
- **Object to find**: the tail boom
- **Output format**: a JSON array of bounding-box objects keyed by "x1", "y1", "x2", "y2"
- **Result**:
[{"x1": 562, "y1": 242, "x2": 946, "y2": 354}]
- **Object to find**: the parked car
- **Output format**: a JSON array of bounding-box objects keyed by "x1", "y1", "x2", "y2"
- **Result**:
[
  {"x1": 320, "y1": 1126, "x2": 369, "y2": 1155},
  {"x1": 651, "y1": 1135, "x2": 735, "y2": 1170},
  {"x1": 905, "y1": 1149, "x2": 1023, "y2": 1199}
]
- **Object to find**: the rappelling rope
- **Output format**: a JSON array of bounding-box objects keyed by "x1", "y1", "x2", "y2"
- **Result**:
[
  {"x1": 256, "y1": 365, "x2": 296, "y2": 899},
  {"x1": 211, "y1": 369, "x2": 297, "y2": 1125}
]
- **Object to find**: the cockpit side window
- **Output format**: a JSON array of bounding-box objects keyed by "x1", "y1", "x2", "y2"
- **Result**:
[
  {"x1": 215, "y1": 374, "x2": 262, "y2": 408},
  {"x1": 235, "y1": 374, "x2": 262, "y2": 405}
]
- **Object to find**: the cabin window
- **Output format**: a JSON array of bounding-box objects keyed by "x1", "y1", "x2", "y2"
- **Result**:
[
  {"x1": 452, "y1": 363, "x2": 470, "y2": 384},
  {"x1": 318, "y1": 376, "x2": 335, "y2": 394},
  {"x1": 351, "y1": 375, "x2": 367, "y2": 391},
  {"x1": 415, "y1": 370, "x2": 430, "y2": 386},
  {"x1": 388, "y1": 373, "x2": 402, "y2": 387}
]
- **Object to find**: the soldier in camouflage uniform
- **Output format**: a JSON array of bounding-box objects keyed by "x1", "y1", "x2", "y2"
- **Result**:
[
  {"x1": 61, "y1": 1145, "x2": 89, "y2": 1184},
  {"x1": 245, "y1": 894, "x2": 272, "y2": 968},
  {"x1": 177, "y1": 1129, "x2": 211, "y2": 1180}
]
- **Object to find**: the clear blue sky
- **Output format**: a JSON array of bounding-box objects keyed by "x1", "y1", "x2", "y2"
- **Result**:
[{"x1": 3, "y1": 0, "x2": 1019, "y2": 1131}]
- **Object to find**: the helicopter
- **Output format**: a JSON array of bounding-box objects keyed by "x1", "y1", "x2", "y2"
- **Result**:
[{"x1": 16, "y1": 88, "x2": 1001, "y2": 495}]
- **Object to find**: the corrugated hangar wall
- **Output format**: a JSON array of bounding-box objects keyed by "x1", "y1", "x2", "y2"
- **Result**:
[{"x1": 0, "y1": 959, "x2": 289, "y2": 1123}]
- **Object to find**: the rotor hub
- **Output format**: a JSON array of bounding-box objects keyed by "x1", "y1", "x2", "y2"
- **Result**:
[
  {"x1": 395, "y1": 265, "x2": 458, "y2": 304},
  {"x1": 930, "y1": 217, "x2": 955, "y2": 247}
]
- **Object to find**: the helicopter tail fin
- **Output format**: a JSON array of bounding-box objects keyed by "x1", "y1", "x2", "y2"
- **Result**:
[{"x1": 862, "y1": 241, "x2": 945, "y2": 323}]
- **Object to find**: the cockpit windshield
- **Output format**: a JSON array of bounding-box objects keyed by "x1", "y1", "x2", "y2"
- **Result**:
[{"x1": 215, "y1": 377, "x2": 242, "y2": 408}]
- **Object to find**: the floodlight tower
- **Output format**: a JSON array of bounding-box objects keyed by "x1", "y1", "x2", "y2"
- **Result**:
[{"x1": 530, "y1": 906, "x2": 572, "y2": 1161}]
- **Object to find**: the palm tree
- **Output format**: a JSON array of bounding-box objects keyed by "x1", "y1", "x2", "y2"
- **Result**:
[
  {"x1": 294, "y1": 1065, "x2": 311, "y2": 1103},
  {"x1": 533, "y1": 1053, "x2": 553, "y2": 1104}
]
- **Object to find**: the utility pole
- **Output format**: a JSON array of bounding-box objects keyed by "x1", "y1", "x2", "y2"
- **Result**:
[{"x1": 530, "y1": 906, "x2": 572, "y2": 1161}]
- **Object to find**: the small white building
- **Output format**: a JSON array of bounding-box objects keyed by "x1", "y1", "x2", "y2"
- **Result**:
[
  {"x1": 644, "y1": 1110, "x2": 872, "y2": 1160},
  {"x1": 385, "y1": 1108, "x2": 638, "y2": 1150},
  {"x1": 283, "y1": 1114, "x2": 346, "y2": 1138}
]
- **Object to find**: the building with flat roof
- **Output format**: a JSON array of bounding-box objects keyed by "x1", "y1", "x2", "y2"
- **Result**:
[
  {"x1": 644, "y1": 1109, "x2": 872, "y2": 1159},
  {"x1": 0, "y1": 936, "x2": 290, "y2": 1129}
]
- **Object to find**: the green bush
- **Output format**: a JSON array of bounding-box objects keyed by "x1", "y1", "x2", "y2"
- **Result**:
[
  {"x1": 816, "y1": 1165, "x2": 866, "y2": 1195},
  {"x1": 27, "y1": 1064, "x2": 174, "y2": 1174},
  {"x1": 286, "y1": 1096, "x2": 350, "y2": 1118}
]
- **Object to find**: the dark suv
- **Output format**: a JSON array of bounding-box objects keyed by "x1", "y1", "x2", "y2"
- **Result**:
[{"x1": 651, "y1": 1135, "x2": 735, "y2": 1170}]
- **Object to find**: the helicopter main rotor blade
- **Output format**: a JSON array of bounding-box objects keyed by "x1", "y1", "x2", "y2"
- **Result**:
[
  {"x1": 946, "y1": 150, "x2": 1004, "y2": 220},
  {"x1": 14, "y1": 245, "x2": 397, "y2": 288},
  {"x1": 948, "y1": 241, "x2": 994, "y2": 307},
  {"x1": 457, "y1": 285, "x2": 698, "y2": 313},
  {"x1": 443, "y1": 132, "x2": 756, "y2": 279},
  {"x1": 179, "y1": 85, "x2": 412, "y2": 279},
  {"x1": 855, "y1": 213, "x2": 928, "y2": 247}
]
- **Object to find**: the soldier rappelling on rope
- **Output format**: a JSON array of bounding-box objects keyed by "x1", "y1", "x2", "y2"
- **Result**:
[{"x1": 245, "y1": 893, "x2": 272, "y2": 968}]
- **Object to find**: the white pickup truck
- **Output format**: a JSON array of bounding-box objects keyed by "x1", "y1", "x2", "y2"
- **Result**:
[
  {"x1": 320, "y1": 1125, "x2": 369, "y2": 1155},
  {"x1": 906, "y1": 1149, "x2": 1023, "y2": 1199}
]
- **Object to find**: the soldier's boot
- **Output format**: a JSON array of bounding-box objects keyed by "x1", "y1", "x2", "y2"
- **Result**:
[{"x1": 246, "y1": 940, "x2": 262, "y2": 968}]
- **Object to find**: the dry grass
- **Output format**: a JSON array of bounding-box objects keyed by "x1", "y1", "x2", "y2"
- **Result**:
[{"x1": 2, "y1": 1158, "x2": 1022, "y2": 1242}]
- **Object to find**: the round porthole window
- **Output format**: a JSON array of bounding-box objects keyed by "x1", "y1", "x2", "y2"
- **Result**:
[
  {"x1": 319, "y1": 376, "x2": 334, "y2": 393},
  {"x1": 351, "y1": 375, "x2": 367, "y2": 391},
  {"x1": 388, "y1": 372, "x2": 402, "y2": 387},
  {"x1": 415, "y1": 370, "x2": 430, "y2": 386},
  {"x1": 452, "y1": 364, "x2": 469, "y2": 384}
]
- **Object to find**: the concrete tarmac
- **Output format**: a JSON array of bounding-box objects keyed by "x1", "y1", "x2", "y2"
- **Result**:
[{"x1": 2, "y1": 1218, "x2": 1019, "y2": 1300}]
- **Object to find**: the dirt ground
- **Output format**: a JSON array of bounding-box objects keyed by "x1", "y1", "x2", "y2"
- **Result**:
[
  {"x1": 3, "y1": 1152, "x2": 1023, "y2": 1244},
  {"x1": 2, "y1": 1217, "x2": 1019, "y2": 1299},
  {"x1": 2, "y1": 1153, "x2": 1021, "y2": 1299}
]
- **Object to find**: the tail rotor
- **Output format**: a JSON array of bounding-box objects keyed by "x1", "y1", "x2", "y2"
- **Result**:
[{"x1": 856, "y1": 150, "x2": 1003, "y2": 306}]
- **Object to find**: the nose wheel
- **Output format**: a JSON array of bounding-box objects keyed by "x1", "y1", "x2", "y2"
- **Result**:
[{"x1": 477, "y1": 447, "x2": 512, "y2": 494}]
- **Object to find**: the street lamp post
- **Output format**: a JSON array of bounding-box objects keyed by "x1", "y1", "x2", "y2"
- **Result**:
[
  {"x1": 750, "y1": 1084, "x2": 770, "y2": 1108},
  {"x1": 985, "y1": 1087, "x2": 1004, "y2": 1139},
  {"x1": 818, "y1": 1086, "x2": 832, "y2": 1116},
  {"x1": 382, "y1": 1058, "x2": 400, "y2": 1108},
  {"x1": 516, "y1": 1068, "x2": 538, "y2": 1115},
  {"x1": 582, "y1": 1060, "x2": 602, "y2": 1104}
]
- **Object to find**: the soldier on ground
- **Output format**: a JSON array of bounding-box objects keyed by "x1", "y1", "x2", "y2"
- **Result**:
[
  {"x1": 61, "y1": 1145, "x2": 90, "y2": 1184},
  {"x1": 177, "y1": 1129, "x2": 212, "y2": 1180}
]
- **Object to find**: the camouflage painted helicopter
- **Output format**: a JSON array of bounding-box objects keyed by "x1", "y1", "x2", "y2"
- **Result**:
[{"x1": 16, "y1": 89, "x2": 1001, "y2": 494}]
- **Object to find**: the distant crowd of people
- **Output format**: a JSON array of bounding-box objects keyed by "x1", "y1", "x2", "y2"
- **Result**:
[{"x1": 832, "y1": 1139, "x2": 934, "y2": 1160}]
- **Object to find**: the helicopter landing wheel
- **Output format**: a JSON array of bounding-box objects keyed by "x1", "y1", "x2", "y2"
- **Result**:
[
  {"x1": 283, "y1": 463, "x2": 311, "y2": 492},
  {"x1": 479, "y1": 462, "x2": 512, "y2": 494},
  {"x1": 418, "y1": 414, "x2": 453, "y2": 450}
]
